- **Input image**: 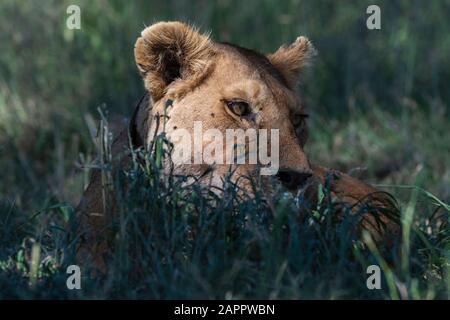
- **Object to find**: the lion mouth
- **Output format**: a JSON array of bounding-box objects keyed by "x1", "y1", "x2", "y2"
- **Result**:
[{"x1": 276, "y1": 170, "x2": 312, "y2": 191}]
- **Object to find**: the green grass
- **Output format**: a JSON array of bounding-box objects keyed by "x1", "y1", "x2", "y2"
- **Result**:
[{"x1": 0, "y1": 119, "x2": 449, "y2": 299}]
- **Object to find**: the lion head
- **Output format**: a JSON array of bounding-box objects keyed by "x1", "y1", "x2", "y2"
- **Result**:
[{"x1": 134, "y1": 21, "x2": 316, "y2": 191}]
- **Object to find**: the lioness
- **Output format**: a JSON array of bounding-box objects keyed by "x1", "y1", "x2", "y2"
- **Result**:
[{"x1": 77, "y1": 21, "x2": 399, "y2": 269}]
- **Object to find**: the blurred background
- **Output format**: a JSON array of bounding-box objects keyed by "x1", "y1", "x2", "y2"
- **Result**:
[{"x1": 0, "y1": 0, "x2": 449, "y2": 213}]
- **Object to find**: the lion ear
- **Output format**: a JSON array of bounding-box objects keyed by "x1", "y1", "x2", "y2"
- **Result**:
[
  {"x1": 267, "y1": 36, "x2": 316, "y2": 88},
  {"x1": 134, "y1": 21, "x2": 213, "y2": 101}
]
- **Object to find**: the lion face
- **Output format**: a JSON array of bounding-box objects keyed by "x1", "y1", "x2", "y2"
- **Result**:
[{"x1": 134, "y1": 21, "x2": 316, "y2": 192}]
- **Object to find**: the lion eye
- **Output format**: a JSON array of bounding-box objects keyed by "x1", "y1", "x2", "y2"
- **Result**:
[
  {"x1": 226, "y1": 100, "x2": 251, "y2": 117},
  {"x1": 292, "y1": 114, "x2": 309, "y2": 127}
]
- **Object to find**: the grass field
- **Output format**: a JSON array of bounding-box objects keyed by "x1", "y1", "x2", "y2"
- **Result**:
[{"x1": 0, "y1": 0, "x2": 449, "y2": 299}]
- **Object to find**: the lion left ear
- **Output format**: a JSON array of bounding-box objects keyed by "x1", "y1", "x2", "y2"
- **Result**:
[
  {"x1": 267, "y1": 36, "x2": 316, "y2": 88},
  {"x1": 134, "y1": 21, "x2": 214, "y2": 102}
]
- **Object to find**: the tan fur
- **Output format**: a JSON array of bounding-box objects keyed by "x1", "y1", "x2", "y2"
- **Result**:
[
  {"x1": 308, "y1": 164, "x2": 400, "y2": 244},
  {"x1": 134, "y1": 21, "x2": 215, "y2": 102},
  {"x1": 77, "y1": 22, "x2": 399, "y2": 271},
  {"x1": 267, "y1": 36, "x2": 316, "y2": 87}
]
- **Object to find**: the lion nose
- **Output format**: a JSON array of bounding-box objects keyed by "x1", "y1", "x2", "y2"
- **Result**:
[{"x1": 276, "y1": 170, "x2": 312, "y2": 190}]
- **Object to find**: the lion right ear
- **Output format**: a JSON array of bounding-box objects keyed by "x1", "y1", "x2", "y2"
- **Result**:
[
  {"x1": 267, "y1": 36, "x2": 316, "y2": 88},
  {"x1": 134, "y1": 21, "x2": 213, "y2": 102}
]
